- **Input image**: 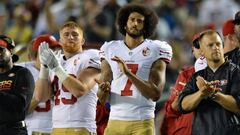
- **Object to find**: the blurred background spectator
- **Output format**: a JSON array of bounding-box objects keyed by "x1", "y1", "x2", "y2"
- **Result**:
[
  {"x1": 0, "y1": 1, "x2": 8, "y2": 34},
  {"x1": 78, "y1": 0, "x2": 114, "y2": 45},
  {"x1": 34, "y1": 0, "x2": 81, "y2": 38},
  {"x1": 6, "y1": 3, "x2": 32, "y2": 45}
]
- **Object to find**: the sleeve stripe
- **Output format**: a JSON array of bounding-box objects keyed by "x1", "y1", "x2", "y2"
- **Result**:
[{"x1": 160, "y1": 58, "x2": 171, "y2": 64}]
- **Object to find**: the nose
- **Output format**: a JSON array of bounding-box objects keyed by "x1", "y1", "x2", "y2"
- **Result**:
[
  {"x1": 69, "y1": 34, "x2": 74, "y2": 39},
  {"x1": 133, "y1": 20, "x2": 139, "y2": 26},
  {"x1": 212, "y1": 45, "x2": 217, "y2": 49},
  {"x1": 67, "y1": 34, "x2": 74, "y2": 39},
  {"x1": 212, "y1": 43, "x2": 220, "y2": 49}
]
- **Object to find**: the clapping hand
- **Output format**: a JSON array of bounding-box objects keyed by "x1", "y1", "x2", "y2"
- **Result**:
[
  {"x1": 38, "y1": 41, "x2": 49, "y2": 66},
  {"x1": 95, "y1": 78, "x2": 111, "y2": 93},
  {"x1": 38, "y1": 42, "x2": 60, "y2": 70},
  {"x1": 111, "y1": 56, "x2": 130, "y2": 75},
  {"x1": 196, "y1": 76, "x2": 221, "y2": 98},
  {"x1": 95, "y1": 78, "x2": 111, "y2": 104}
]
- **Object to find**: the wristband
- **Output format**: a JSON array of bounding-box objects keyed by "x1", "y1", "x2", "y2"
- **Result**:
[
  {"x1": 53, "y1": 66, "x2": 69, "y2": 82},
  {"x1": 39, "y1": 64, "x2": 49, "y2": 79}
]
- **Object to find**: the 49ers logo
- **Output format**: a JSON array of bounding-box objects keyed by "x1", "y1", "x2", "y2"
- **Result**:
[
  {"x1": 142, "y1": 47, "x2": 150, "y2": 56},
  {"x1": 0, "y1": 80, "x2": 12, "y2": 90}
]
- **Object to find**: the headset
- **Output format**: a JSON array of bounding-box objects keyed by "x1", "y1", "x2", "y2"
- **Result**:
[{"x1": 193, "y1": 39, "x2": 200, "y2": 49}]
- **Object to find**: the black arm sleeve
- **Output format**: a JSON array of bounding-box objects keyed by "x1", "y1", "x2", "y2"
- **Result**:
[
  {"x1": 0, "y1": 68, "x2": 34, "y2": 112},
  {"x1": 178, "y1": 74, "x2": 198, "y2": 114},
  {"x1": 229, "y1": 69, "x2": 240, "y2": 108}
]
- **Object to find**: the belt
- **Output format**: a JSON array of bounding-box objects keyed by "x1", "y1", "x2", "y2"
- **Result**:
[
  {"x1": 32, "y1": 131, "x2": 50, "y2": 135},
  {"x1": 0, "y1": 121, "x2": 26, "y2": 131}
]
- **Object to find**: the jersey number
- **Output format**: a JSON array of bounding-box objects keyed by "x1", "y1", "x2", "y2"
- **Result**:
[
  {"x1": 35, "y1": 100, "x2": 51, "y2": 112},
  {"x1": 53, "y1": 75, "x2": 77, "y2": 105},
  {"x1": 121, "y1": 64, "x2": 138, "y2": 96}
]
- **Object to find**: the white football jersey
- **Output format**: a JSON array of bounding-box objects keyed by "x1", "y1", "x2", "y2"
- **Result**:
[
  {"x1": 51, "y1": 49, "x2": 100, "y2": 133},
  {"x1": 17, "y1": 61, "x2": 53, "y2": 134},
  {"x1": 100, "y1": 39, "x2": 172, "y2": 120},
  {"x1": 194, "y1": 56, "x2": 207, "y2": 72}
]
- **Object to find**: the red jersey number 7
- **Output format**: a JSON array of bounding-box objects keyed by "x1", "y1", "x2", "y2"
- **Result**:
[{"x1": 121, "y1": 64, "x2": 138, "y2": 96}]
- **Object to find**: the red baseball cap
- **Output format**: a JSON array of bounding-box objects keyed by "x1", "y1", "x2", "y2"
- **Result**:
[
  {"x1": 32, "y1": 34, "x2": 60, "y2": 51},
  {"x1": 0, "y1": 35, "x2": 19, "y2": 62},
  {"x1": 0, "y1": 35, "x2": 15, "y2": 50},
  {"x1": 0, "y1": 39, "x2": 8, "y2": 49},
  {"x1": 222, "y1": 19, "x2": 235, "y2": 36}
]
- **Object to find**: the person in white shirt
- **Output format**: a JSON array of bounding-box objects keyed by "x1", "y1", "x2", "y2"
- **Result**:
[
  {"x1": 96, "y1": 3, "x2": 172, "y2": 135},
  {"x1": 35, "y1": 21, "x2": 101, "y2": 135},
  {"x1": 18, "y1": 34, "x2": 60, "y2": 135}
]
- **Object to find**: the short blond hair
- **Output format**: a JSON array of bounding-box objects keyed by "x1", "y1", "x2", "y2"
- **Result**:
[{"x1": 60, "y1": 21, "x2": 83, "y2": 31}]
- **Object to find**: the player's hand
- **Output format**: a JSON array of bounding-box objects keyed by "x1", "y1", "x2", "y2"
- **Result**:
[
  {"x1": 95, "y1": 78, "x2": 111, "y2": 93},
  {"x1": 111, "y1": 56, "x2": 130, "y2": 75},
  {"x1": 38, "y1": 41, "x2": 50, "y2": 66},
  {"x1": 46, "y1": 49, "x2": 60, "y2": 70},
  {"x1": 38, "y1": 42, "x2": 60, "y2": 70},
  {"x1": 53, "y1": 50, "x2": 62, "y2": 61}
]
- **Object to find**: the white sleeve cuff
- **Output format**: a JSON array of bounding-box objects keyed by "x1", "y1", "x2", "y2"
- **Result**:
[
  {"x1": 53, "y1": 66, "x2": 69, "y2": 83},
  {"x1": 38, "y1": 65, "x2": 49, "y2": 79}
]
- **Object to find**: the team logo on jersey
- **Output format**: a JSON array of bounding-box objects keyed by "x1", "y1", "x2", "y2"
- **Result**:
[
  {"x1": 142, "y1": 47, "x2": 150, "y2": 56},
  {"x1": 74, "y1": 58, "x2": 80, "y2": 66},
  {"x1": 219, "y1": 79, "x2": 228, "y2": 86},
  {"x1": 0, "y1": 80, "x2": 12, "y2": 91},
  {"x1": 8, "y1": 73, "x2": 15, "y2": 77}
]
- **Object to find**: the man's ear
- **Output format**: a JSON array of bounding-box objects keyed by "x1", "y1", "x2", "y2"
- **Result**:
[{"x1": 81, "y1": 38, "x2": 85, "y2": 45}]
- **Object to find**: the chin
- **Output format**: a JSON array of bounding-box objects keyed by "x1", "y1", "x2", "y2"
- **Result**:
[
  {"x1": 64, "y1": 48, "x2": 80, "y2": 53},
  {"x1": 66, "y1": 43, "x2": 76, "y2": 47},
  {"x1": 212, "y1": 59, "x2": 220, "y2": 63},
  {"x1": 129, "y1": 33, "x2": 142, "y2": 39}
]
